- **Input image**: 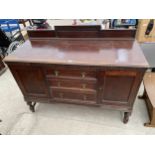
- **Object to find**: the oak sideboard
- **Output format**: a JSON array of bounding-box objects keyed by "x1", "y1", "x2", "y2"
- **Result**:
[{"x1": 4, "y1": 27, "x2": 148, "y2": 123}]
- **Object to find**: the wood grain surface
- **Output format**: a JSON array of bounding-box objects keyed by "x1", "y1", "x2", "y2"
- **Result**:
[{"x1": 4, "y1": 38, "x2": 148, "y2": 68}]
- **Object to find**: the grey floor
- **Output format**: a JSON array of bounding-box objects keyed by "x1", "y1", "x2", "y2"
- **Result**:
[{"x1": 0, "y1": 69, "x2": 155, "y2": 134}]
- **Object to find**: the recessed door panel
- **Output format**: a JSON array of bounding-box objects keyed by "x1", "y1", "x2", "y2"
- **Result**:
[
  {"x1": 101, "y1": 70, "x2": 137, "y2": 105},
  {"x1": 10, "y1": 65, "x2": 49, "y2": 98}
]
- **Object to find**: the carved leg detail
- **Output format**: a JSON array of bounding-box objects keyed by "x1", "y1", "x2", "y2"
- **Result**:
[
  {"x1": 123, "y1": 112, "x2": 131, "y2": 124},
  {"x1": 138, "y1": 89, "x2": 146, "y2": 99},
  {"x1": 27, "y1": 101, "x2": 36, "y2": 112}
]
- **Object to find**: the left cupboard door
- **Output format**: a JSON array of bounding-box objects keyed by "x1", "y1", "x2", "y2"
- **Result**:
[{"x1": 8, "y1": 64, "x2": 49, "y2": 98}]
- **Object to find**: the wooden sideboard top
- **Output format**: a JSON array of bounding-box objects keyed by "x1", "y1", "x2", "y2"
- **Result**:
[{"x1": 4, "y1": 38, "x2": 148, "y2": 68}]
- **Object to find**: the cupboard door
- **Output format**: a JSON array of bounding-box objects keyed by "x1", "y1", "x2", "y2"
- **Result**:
[
  {"x1": 9, "y1": 64, "x2": 49, "y2": 98},
  {"x1": 101, "y1": 70, "x2": 137, "y2": 106}
]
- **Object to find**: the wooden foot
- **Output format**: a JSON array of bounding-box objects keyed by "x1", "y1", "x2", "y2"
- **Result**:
[
  {"x1": 27, "y1": 101, "x2": 36, "y2": 112},
  {"x1": 123, "y1": 112, "x2": 131, "y2": 124}
]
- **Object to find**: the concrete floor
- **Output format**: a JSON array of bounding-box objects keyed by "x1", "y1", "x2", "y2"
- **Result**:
[{"x1": 0, "y1": 69, "x2": 155, "y2": 134}]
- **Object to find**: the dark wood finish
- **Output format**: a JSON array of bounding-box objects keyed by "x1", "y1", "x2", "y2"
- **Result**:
[
  {"x1": 55, "y1": 25, "x2": 101, "y2": 38},
  {"x1": 99, "y1": 29, "x2": 136, "y2": 38},
  {"x1": 139, "y1": 72, "x2": 155, "y2": 127},
  {"x1": 55, "y1": 25, "x2": 101, "y2": 31},
  {"x1": 4, "y1": 39, "x2": 148, "y2": 68},
  {"x1": 0, "y1": 55, "x2": 5, "y2": 70},
  {"x1": 6, "y1": 62, "x2": 147, "y2": 123},
  {"x1": 27, "y1": 26, "x2": 136, "y2": 39},
  {"x1": 101, "y1": 71, "x2": 137, "y2": 105},
  {"x1": 56, "y1": 31, "x2": 99, "y2": 38},
  {"x1": 27, "y1": 30, "x2": 56, "y2": 39},
  {"x1": 6, "y1": 60, "x2": 147, "y2": 122},
  {"x1": 54, "y1": 26, "x2": 136, "y2": 38},
  {"x1": 4, "y1": 33, "x2": 148, "y2": 123},
  {"x1": 8, "y1": 64, "x2": 49, "y2": 99},
  {"x1": 47, "y1": 78, "x2": 97, "y2": 90},
  {"x1": 0, "y1": 55, "x2": 6, "y2": 75}
]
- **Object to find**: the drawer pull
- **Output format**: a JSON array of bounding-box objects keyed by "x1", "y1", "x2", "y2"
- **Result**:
[
  {"x1": 99, "y1": 87, "x2": 102, "y2": 90},
  {"x1": 81, "y1": 72, "x2": 86, "y2": 78},
  {"x1": 58, "y1": 82, "x2": 61, "y2": 87},
  {"x1": 59, "y1": 93, "x2": 63, "y2": 98},
  {"x1": 82, "y1": 84, "x2": 86, "y2": 89},
  {"x1": 55, "y1": 71, "x2": 59, "y2": 76},
  {"x1": 83, "y1": 95, "x2": 87, "y2": 100}
]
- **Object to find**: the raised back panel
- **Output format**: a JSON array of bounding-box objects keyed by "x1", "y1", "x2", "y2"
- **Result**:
[
  {"x1": 56, "y1": 31, "x2": 100, "y2": 38},
  {"x1": 99, "y1": 29, "x2": 136, "y2": 38},
  {"x1": 55, "y1": 25, "x2": 101, "y2": 31},
  {"x1": 27, "y1": 30, "x2": 56, "y2": 39},
  {"x1": 27, "y1": 26, "x2": 136, "y2": 39},
  {"x1": 55, "y1": 25, "x2": 101, "y2": 38}
]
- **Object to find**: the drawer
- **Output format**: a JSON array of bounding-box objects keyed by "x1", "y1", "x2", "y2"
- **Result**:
[
  {"x1": 47, "y1": 78, "x2": 97, "y2": 90},
  {"x1": 45, "y1": 68, "x2": 96, "y2": 79},
  {"x1": 50, "y1": 88, "x2": 97, "y2": 102}
]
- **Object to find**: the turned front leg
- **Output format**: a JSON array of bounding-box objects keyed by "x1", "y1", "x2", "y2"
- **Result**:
[
  {"x1": 123, "y1": 112, "x2": 131, "y2": 124},
  {"x1": 27, "y1": 101, "x2": 36, "y2": 112}
]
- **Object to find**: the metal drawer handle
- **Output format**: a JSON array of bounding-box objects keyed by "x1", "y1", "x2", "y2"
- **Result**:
[
  {"x1": 83, "y1": 95, "x2": 87, "y2": 100},
  {"x1": 59, "y1": 93, "x2": 63, "y2": 98},
  {"x1": 82, "y1": 84, "x2": 86, "y2": 89},
  {"x1": 55, "y1": 71, "x2": 59, "y2": 76},
  {"x1": 81, "y1": 72, "x2": 86, "y2": 78},
  {"x1": 99, "y1": 87, "x2": 102, "y2": 90}
]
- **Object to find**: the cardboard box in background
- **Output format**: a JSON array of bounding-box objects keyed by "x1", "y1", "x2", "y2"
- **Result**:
[{"x1": 136, "y1": 19, "x2": 155, "y2": 43}]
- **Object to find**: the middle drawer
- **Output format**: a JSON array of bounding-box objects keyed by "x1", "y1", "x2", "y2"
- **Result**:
[{"x1": 47, "y1": 78, "x2": 97, "y2": 90}]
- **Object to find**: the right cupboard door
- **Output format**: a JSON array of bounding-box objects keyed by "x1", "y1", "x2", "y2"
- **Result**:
[{"x1": 100, "y1": 70, "x2": 138, "y2": 106}]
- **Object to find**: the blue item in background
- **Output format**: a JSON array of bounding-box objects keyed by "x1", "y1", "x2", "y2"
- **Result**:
[{"x1": 0, "y1": 19, "x2": 20, "y2": 36}]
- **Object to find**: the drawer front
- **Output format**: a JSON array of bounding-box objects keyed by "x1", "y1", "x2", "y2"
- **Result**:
[
  {"x1": 45, "y1": 67, "x2": 96, "y2": 79},
  {"x1": 50, "y1": 88, "x2": 97, "y2": 102},
  {"x1": 47, "y1": 78, "x2": 97, "y2": 90}
]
